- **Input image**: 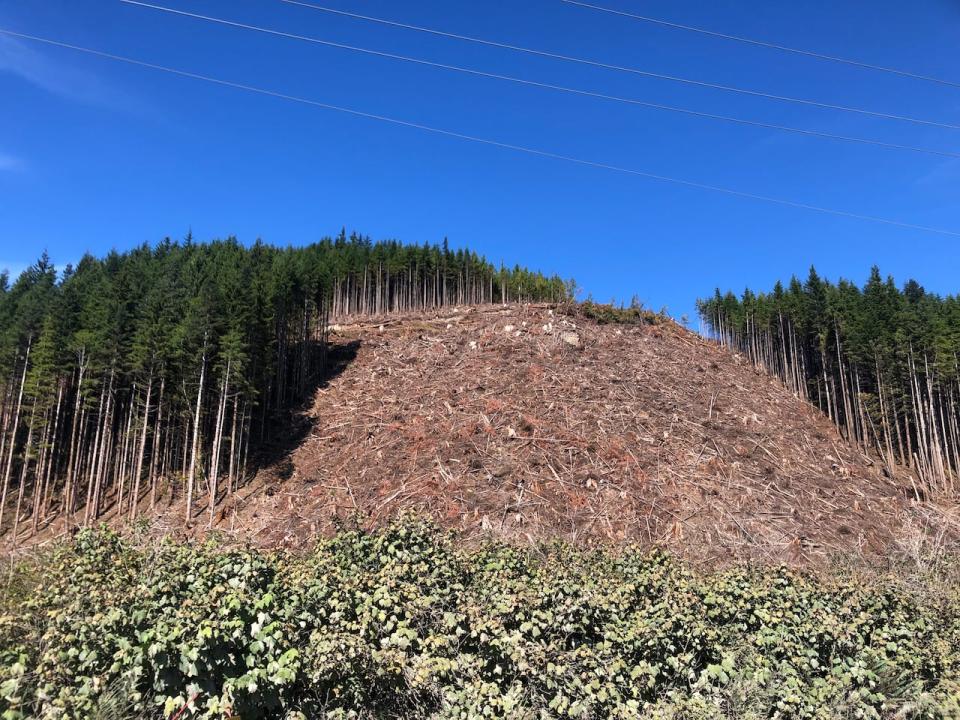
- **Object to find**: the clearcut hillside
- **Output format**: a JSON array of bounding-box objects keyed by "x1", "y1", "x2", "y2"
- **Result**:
[{"x1": 222, "y1": 304, "x2": 952, "y2": 562}]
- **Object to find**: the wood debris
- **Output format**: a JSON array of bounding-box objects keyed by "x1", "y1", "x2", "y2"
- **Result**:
[{"x1": 230, "y1": 304, "x2": 949, "y2": 563}]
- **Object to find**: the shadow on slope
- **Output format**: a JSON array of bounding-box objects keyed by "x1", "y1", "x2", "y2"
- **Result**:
[{"x1": 247, "y1": 339, "x2": 361, "y2": 484}]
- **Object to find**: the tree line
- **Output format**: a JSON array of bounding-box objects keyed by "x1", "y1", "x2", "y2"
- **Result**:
[
  {"x1": 0, "y1": 233, "x2": 568, "y2": 543},
  {"x1": 698, "y1": 267, "x2": 960, "y2": 498},
  {"x1": 326, "y1": 232, "x2": 573, "y2": 316}
]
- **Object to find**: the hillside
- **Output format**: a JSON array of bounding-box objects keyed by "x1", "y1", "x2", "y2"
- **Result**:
[
  {"x1": 0, "y1": 240, "x2": 568, "y2": 549},
  {"x1": 221, "y1": 304, "x2": 946, "y2": 562}
]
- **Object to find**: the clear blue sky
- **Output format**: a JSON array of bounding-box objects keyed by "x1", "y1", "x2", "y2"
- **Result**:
[{"x1": 1, "y1": 0, "x2": 959, "y2": 322}]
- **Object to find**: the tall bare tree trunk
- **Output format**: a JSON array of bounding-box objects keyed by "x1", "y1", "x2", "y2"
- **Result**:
[
  {"x1": 36, "y1": 381, "x2": 64, "y2": 532},
  {"x1": 129, "y1": 374, "x2": 153, "y2": 523},
  {"x1": 91, "y1": 370, "x2": 115, "y2": 521},
  {"x1": 208, "y1": 360, "x2": 229, "y2": 526},
  {"x1": 63, "y1": 357, "x2": 86, "y2": 533},
  {"x1": 186, "y1": 344, "x2": 207, "y2": 523},
  {"x1": 12, "y1": 397, "x2": 38, "y2": 546},
  {"x1": 149, "y1": 377, "x2": 165, "y2": 511},
  {"x1": 227, "y1": 395, "x2": 238, "y2": 498},
  {"x1": 116, "y1": 391, "x2": 135, "y2": 519},
  {"x1": 0, "y1": 339, "x2": 30, "y2": 534}
]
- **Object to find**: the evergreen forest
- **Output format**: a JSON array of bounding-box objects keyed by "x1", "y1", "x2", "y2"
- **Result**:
[{"x1": 698, "y1": 267, "x2": 960, "y2": 498}]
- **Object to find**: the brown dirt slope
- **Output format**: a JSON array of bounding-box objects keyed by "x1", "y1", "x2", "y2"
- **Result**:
[{"x1": 235, "y1": 304, "x2": 935, "y2": 562}]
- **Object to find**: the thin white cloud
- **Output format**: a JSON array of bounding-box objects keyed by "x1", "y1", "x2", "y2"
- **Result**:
[
  {"x1": 0, "y1": 152, "x2": 20, "y2": 171},
  {"x1": 0, "y1": 33, "x2": 127, "y2": 108},
  {"x1": 915, "y1": 158, "x2": 960, "y2": 187}
]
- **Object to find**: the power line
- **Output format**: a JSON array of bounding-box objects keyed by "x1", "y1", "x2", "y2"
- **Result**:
[
  {"x1": 561, "y1": 0, "x2": 960, "y2": 90},
  {"x1": 275, "y1": 0, "x2": 960, "y2": 131},
  {"x1": 113, "y1": 1, "x2": 960, "y2": 160},
  {"x1": 2, "y1": 27, "x2": 957, "y2": 238}
]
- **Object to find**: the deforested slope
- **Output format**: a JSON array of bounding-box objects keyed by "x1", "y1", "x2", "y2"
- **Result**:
[{"x1": 236, "y1": 304, "x2": 947, "y2": 561}]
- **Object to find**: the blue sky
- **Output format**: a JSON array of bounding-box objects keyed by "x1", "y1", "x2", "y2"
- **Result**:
[{"x1": 1, "y1": 0, "x2": 959, "y2": 321}]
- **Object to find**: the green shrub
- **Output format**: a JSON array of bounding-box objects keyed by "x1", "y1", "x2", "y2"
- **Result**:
[
  {"x1": 578, "y1": 301, "x2": 662, "y2": 326},
  {"x1": 1, "y1": 521, "x2": 957, "y2": 719}
]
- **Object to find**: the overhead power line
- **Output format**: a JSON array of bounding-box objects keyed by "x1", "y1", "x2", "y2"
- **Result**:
[
  {"x1": 2, "y1": 27, "x2": 957, "y2": 238},
  {"x1": 561, "y1": 0, "x2": 960, "y2": 90},
  {"x1": 113, "y1": 1, "x2": 960, "y2": 159},
  {"x1": 274, "y1": 0, "x2": 960, "y2": 131}
]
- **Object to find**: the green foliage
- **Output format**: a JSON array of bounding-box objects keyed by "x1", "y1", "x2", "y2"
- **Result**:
[
  {"x1": 578, "y1": 300, "x2": 661, "y2": 326},
  {"x1": 697, "y1": 266, "x2": 960, "y2": 385},
  {"x1": 1, "y1": 521, "x2": 958, "y2": 719}
]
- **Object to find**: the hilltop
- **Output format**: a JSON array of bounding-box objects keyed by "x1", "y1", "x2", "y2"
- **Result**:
[{"x1": 215, "y1": 303, "x2": 949, "y2": 562}]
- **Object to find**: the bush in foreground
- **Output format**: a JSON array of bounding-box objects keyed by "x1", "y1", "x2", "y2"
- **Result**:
[{"x1": 1, "y1": 520, "x2": 958, "y2": 719}]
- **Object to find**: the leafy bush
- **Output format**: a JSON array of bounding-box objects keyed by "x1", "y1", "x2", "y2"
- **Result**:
[{"x1": 1, "y1": 521, "x2": 958, "y2": 719}]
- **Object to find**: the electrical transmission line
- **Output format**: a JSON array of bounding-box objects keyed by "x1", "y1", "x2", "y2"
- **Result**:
[
  {"x1": 2, "y1": 27, "x2": 958, "y2": 238},
  {"x1": 560, "y1": 0, "x2": 960, "y2": 90},
  {"x1": 274, "y1": 0, "x2": 960, "y2": 130},
  {"x1": 112, "y1": 1, "x2": 960, "y2": 159}
]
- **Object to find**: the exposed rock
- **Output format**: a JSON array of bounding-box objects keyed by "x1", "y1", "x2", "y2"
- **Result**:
[{"x1": 561, "y1": 331, "x2": 580, "y2": 348}]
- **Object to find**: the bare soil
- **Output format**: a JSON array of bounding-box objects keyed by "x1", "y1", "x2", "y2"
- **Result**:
[{"x1": 222, "y1": 304, "x2": 954, "y2": 562}]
